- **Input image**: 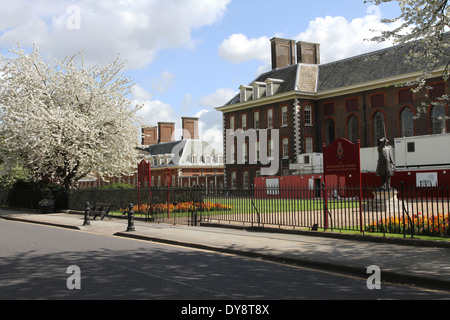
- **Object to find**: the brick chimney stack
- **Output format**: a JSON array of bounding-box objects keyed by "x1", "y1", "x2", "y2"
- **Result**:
[
  {"x1": 296, "y1": 41, "x2": 320, "y2": 65},
  {"x1": 142, "y1": 126, "x2": 158, "y2": 146},
  {"x1": 270, "y1": 38, "x2": 296, "y2": 70},
  {"x1": 182, "y1": 117, "x2": 199, "y2": 140},
  {"x1": 158, "y1": 122, "x2": 175, "y2": 143},
  {"x1": 270, "y1": 37, "x2": 320, "y2": 70}
]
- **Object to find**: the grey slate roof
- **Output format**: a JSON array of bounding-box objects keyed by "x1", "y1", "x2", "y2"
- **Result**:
[
  {"x1": 224, "y1": 36, "x2": 449, "y2": 106},
  {"x1": 317, "y1": 40, "x2": 449, "y2": 92},
  {"x1": 225, "y1": 64, "x2": 299, "y2": 105},
  {"x1": 149, "y1": 140, "x2": 187, "y2": 156},
  {"x1": 148, "y1": 139, "x2": 223, "y2": 167}
]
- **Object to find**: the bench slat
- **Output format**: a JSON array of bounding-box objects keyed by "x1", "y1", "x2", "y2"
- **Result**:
[{"x1": 90, "y1": 203, "x2": 113, "y2": 220}]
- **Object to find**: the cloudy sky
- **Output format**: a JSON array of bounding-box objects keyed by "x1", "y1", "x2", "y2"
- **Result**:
[{"x1": 0, "y1": 0, "x2": 401, "y2": 149}]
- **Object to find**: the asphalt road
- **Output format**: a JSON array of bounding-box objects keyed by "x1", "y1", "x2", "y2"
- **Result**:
[{"x1": 0, "y1": 219, "x2": 448, "y2": 304}]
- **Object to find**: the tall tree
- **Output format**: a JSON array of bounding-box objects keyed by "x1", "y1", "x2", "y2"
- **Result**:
[
  {"x1": 366, "y1": 0, "x2": 449, "y2": 122},
  {"x1": 0, "y1": 45, "x2": 142, "y2": 190}
]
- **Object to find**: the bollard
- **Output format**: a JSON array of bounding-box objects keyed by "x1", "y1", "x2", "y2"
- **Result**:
[
  {"x1": 83, "y1": 202, "x2": 91, "y2": 226},
  {"x1": 126, "y1": 203, "x2": 135, "y2": 232}
]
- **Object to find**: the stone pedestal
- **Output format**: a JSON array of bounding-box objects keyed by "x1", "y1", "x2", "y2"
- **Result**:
[{"x1": 365, "y1": 189, "x2": 402, "y2": 212}]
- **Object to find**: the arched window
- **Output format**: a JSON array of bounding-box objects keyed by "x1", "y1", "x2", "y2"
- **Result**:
[
  {"x1": 372, "y1": 112, "x2": 385, "y2": 146},
  {"x1": 347, "y1": 115, "x2": 359, "y2": 143},
  {"x1": 431, "y1": 104, "x2": 447, "y2": 134},
  {"x1": 324, "y1": 119, "x2": 335, "y2": 146},
  {"x1": 400, "y1": 107, "x2": 414, "y2": 137}
]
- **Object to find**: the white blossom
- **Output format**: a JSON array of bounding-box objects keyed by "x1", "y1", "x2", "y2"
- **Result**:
[
  {"x1": 366, "y1": 0, "x2": 449, "y2": 120},
  {"x1": 0, "y1": 45, "x2": 142, "y2": 190}
]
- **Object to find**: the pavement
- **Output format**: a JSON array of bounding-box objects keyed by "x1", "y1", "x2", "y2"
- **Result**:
[{"x1": 1, "y1": 208, "x2": 450, "y2": 292}]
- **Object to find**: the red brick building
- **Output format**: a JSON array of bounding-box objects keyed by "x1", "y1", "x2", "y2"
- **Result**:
[
  {"x1": 78, "y1": 117, "x2": 224, "y2": 189},
  {"x1": 217, "y1": 37, "x2": 449, "y2": 188},
  {"x1": 142, "y1": 117, "x2": 224, "y2": 190}
]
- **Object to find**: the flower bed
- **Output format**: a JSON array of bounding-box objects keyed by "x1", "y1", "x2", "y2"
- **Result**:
[
  {"x1": 120, "y1": 201, "x2": 232, "y2": 214},
  {"x1": 365, "y1": 213, "x2": 450, "y2": 237}
]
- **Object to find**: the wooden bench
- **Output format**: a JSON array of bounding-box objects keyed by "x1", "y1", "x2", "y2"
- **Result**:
[
  {"x1": 90, "y1": 203, "x2": 113, "y2": 220},
  {"x1": 38, "y1": 199, "x2": 56, "y2": 214}
]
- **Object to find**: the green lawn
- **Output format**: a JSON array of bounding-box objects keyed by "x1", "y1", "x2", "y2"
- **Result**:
[{"x1": 203, "y1": 197, "x2": 359, "y2": 214}]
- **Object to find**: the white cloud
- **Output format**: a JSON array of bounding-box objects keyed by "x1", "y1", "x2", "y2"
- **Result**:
[
  {"x1": 132, "y1": 83, "x2": 232, "y2": 148},
  {"x1": 195, "y1": 109, "x2": 223, "y2": 150},
  {"x1": 0, "y1": 0, "x2": 231, "y2": 69},
  {"x1": 151, "y1": 71, "x2": 176, "y2": 94},
  {"x1": 171, "y1": 88, "x2": 235, "y2": 149},
  {"x1": 218, "y1": 33, "x2": 271, "y2": 64},
  {"x1": 136, "y1": 99, "x2": 177, "y2": 124},
  {"x1": 132, "y1": 84, "x2": 153, "y2": 101},
  {"x1": 295, "y1": 13, "x2": 401, "y2": 63},
  {"x1": 199, "y1": 87, "x2": 237, "y2": 108},
  {"x1": 132, "y1": 85, "x2": 178, "y2": 127}
]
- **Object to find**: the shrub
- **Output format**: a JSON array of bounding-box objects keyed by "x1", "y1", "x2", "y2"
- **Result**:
[
  {"x1": 100, "y1": 183, "x2": 135, "y2": 190},
  {"x1": 8, "y1": 179, "x2": 65, "y2": 209}
]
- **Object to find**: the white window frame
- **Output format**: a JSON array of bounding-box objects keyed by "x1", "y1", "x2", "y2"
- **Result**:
[
  {"x1": 281, "y1": 106, "x2": 288, "y2": 126},
  {"x1": 241, "y1": 113, "x2": 247, "y2": 129},
  {"x1": 267, "y1": 109, "x2": 273, "y2": 128},
  {"x1": 305, "y1": 137, "x2": 313, "y2": 153},
  {"x1": 254, "y1": 111, "x2": 259, "y2": 129},
  {"x1": 230, "y1": 116, "x2": 235, "y2": 131},
  {"x1": 282, "y1": 138, "x2": 289, "y2": 158},
  {"x1": 304, "y1": 105, "x2": 312, "y2": 125}
]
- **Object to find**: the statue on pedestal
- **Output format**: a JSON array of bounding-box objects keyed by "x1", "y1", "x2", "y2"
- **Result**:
[{"x1": 376, "y1": 137, "x2": 395, "y2": 190}]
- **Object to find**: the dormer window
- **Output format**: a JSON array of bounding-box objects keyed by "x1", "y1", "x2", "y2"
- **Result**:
[
  {"x1": 251, "y1": 81, "x2": 266, "y2": 99},
  {"x1": 254, "y1": 86, "x2": 259, "y2": 100},
  {"x1": 239, "y1": 85, "x2": 253, "y2": 102},
  {"x1": 265, "y1": 78, "x2": 284, "y2": 96},
  {"x1": 203, "y1": 154, "x2": 212, "y2": 164}
]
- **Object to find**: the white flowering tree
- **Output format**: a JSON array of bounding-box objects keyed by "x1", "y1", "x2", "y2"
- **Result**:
[
  {"x1": 366, "y1": 0, "x2": 449, "y2": 121},
  {"x1": 0, "y1": 45, "x2": 142, "y2": 190}
]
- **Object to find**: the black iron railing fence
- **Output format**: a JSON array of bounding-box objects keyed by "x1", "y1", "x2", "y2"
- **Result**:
[
  {"x1": 198, "y1": 183, "x2": 450, "y2": 238},
  {"x1": 1, "y1": 183, "x2": 449, "y2": 238}
]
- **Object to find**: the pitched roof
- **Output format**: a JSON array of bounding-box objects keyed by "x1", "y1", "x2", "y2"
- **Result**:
[
  {"x1": 222, "y1": 37, "x2": 449, "y2": 107},
  {"x1": 225, "y1": 64, "x2": 299, "y2": 105},
  {"x1": 149, "y1": 140, "x2": 187, "y2": 156},
  {"x1": 148, "y1": 139, "x2": 223, "y2": 167},
  {"x1": 318, "y1": 44, "x2": 419, "y2": 92}
]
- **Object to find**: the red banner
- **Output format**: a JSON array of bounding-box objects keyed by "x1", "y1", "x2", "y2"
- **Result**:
[
  {"x1": 323, "y1": 138, "x2": 363, "y2": 232},
  {"x1": 323, "y1": 138, "x2": 361, "y2": 177},
  {"x1": 137, "y1": 160, "x2": 151, "y2": 185}
]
